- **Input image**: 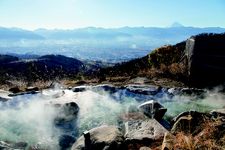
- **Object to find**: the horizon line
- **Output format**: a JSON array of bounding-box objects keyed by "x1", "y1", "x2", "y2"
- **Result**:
[{"x1": 0, "y1": 25, "x2": 224, "y2": 31}]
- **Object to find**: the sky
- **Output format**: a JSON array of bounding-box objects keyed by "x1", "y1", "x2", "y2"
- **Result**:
[{"x1": 0, "y1": 0, "x2": 224, "y2": 30}]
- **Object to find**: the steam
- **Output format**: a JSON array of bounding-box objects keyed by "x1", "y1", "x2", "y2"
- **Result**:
[
  {"x1": 163, "y1": 87, "x2": 225, "y2": 117},
  {"x1": 0, "y1": 86, "x2": 140, "y2": 149},
  {"x1": 0, "y1": 84, "x2": 225, "y2": 149},
  {"x1": 0, "y1": 94, "x2": 61, "y2": 149},
  {"x1": 74, "y1": 90, "x2": 139, "y2": 131}
]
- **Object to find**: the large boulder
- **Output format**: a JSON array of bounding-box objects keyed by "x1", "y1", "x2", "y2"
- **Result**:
[
  {"x1": 72, "y1": 125, "x2": 124, "y2": 150},
  {"x1": 162, "y1": 111, "x2": 225, "y2": 150},
  {"x1": 186, "y1": 33, "x2": 225, "y2": 87},
  {"x1": 124, "y1": 119, "x2": 168, "y2": 149},
  {"x1": 171, "y1": 111, "x2": 211, "y2": 135},
  {"x1": 138, "y1": 100, "x2": 167, "y2": 121}
]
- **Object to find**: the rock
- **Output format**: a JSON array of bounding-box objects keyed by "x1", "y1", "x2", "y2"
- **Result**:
[
  {"x1": 161, "y1": 132, "x2": 175, "y2": 150},
  {"x1": 139, "y1": 146, "x2": 152, "y2": 150},
  {"x1": 0, "y1": 141, "x2": 28, "y2": 149},
  {"x1": 27, "y1": 144, "x2": 44, "y2": 150},
  {"x1": 124, "y1": 119, "x2": 168, "y2": 148},
  {"x1": 0, "y1": 96, "x2": 10, "y2": 102},
  {"x1": 118, "y1": 112, "x2": 146, "y2": 122},
  {"x1": 63, "y1": 102, "x2": 79, "y2": 116},
  {"x1": 167, "y1": 88, "x2": 181, "y2": 96},
  {"x1": 25, "y1": 86, "x2": 39, "y2": 92},
  {"x1": 0, "y1": 90, "x2": 12, "y2": 101},
  {"x1": 171, "y1": 111, "x2": 211, "y2": 134},
  {"x1": 138, "y1": 100, "x2": 167, "y2": 120},
  {"x1": 128, "y1": 77, "x2": 151, "y2": 84},
  {"x1": 54, "y1": 102, "x2": 79, "y2": 127},
  {"x1": 166, "y1": 112, "x2": 225, "y2": 149},
  {"x1": 72, "y1": 86, "x2": 87, "y2": 92},
  {"x1": 158, "y1": 119, "x2": 171, "y2": 130},
  {"x1": 180, "y1": 88, "x2": 206, "y2": 96},
  {"x1": 72, "y1": 125, "x2": 124, "y2": 150},
  {"x1": 42, "y1": 90, "x2": 65, "y2": 98},
  {"x1": 9, "y1": 87, "x2": 21, "y2": 93},
  {"x1": 185, "y1": 33, "x2": 225, "y2": 87},
  {"x1": 210, "y1": 109, "x2": 225, "y2": 117},
  {"x1": 12, "y1": 142, "x2": 28, "y2": 149},
  {"x1": 54, "y1": 102, "x2": 79, "y2": 149},
  {"x1": 8, "y1": 90, "x2": 40, "y2": 97},
  {"x1": 93, "y1": 84, "x2": 118, "y2": 93},
  {"x1": 125, "y1": 85, "x2": 160, "y2": 95},
  {"x1": 75, "y1": 80, "x2": 87, "y2": 85},
  {"x1": 59, "y1": 135, "x2": 76, "y2": 149}
]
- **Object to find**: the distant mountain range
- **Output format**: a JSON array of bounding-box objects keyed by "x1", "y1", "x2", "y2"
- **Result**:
[
  {"x1": 1, "y1": 26, "x2": 224, "y2": 41},
  {"x1": 0, "y1": 27, "x2": 44, "y2": 40},
  {"x1": 0, "y1": 26, "x2": 225, "y2": 62}
]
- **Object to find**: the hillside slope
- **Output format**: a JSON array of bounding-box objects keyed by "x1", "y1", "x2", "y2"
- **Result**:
[
  {"x1": 100, "y1": 33, "x2": 225, "y2": 87},
  {"x1": 98, "y1": 41, "x2": 187, "y2": 85},
  {"x1": 0, "y1": 55, "x2": 85, "y2": 85}
]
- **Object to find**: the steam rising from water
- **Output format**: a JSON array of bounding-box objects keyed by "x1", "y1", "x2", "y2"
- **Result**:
[
  {"x1": 0, "y1": 85, "x2": 225, "y2": 149},
  {"x1": 0, "y1": 94, "x2": 61, "y2": 149},
  {"x1": 0, "y1": 87, "x2": 139, "y2": 149}
]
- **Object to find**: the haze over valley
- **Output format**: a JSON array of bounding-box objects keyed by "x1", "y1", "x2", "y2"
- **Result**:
[{"x1": 1, "y1": 25, "x2": 225, "y2": 62}]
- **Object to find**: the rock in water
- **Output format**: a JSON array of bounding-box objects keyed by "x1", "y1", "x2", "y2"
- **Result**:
[
  {"x1": 54, "y1": 102, "x2": 80, "y2": 149},
  {"x1": 0, "y1": 90, "x2": 12, "y2": 102},
  {"x1": 59, "y1": 135, "x2": 76, "y2": 149},
  {"x1": 25, "y1": 86, "x2": 39, "y2": 92},
  {"x1": 0, "y1": 96, "x2": 10, "y2": 102},
  {"x1": 124, "y1": 119, "x2": 168, "y2": 149},
  {"x1": 0, "y1": 141, "x2": 28, "y2": 149},
  {"x1": 125, "y1": 85, "x2": 160, "y2": 95},
  {"x1": 72, "y1": 125, "x2": 124, "y2": 150},
  {"x1": 138, "y1": 100, "x2": 167, "y2": 120},
  {"x1": 72, "y1": 86, "x2": 87, "y2": 92}
]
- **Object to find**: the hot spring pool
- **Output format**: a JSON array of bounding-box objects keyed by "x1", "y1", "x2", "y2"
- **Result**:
[{"x1": 0, "y1": 85, "x2": 224, "y2": 149}]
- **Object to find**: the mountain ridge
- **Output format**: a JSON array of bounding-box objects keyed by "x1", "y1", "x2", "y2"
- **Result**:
[{"x1": 1, "y1": 26, "x2": 225, "y2": 40}]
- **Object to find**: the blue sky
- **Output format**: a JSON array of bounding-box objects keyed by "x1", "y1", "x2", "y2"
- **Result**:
[{"x1": 0, "y1": 0, "x2": 224, "y2": 30}]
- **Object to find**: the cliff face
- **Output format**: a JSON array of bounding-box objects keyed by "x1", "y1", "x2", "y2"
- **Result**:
[{"x1": 186, "y1": 33, "x2": 225, "y2": 87}]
